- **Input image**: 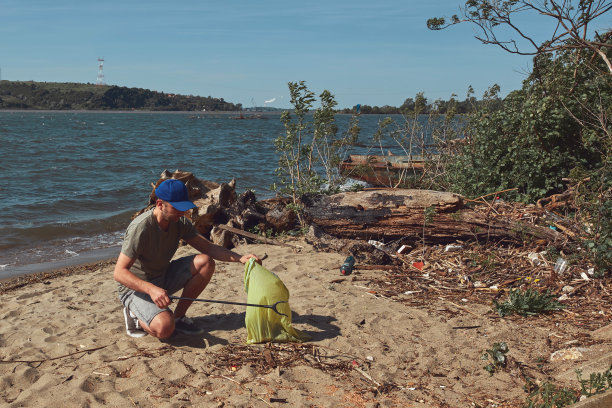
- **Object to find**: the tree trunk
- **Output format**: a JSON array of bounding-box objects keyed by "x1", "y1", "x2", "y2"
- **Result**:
[{"x1": 302, "y1": 189, "x2": 563, "y2": 246}]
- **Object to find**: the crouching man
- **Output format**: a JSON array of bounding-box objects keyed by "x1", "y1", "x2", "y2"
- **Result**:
[{"x1": 114, "y1": 179, "x2": 260, "y2": 338}]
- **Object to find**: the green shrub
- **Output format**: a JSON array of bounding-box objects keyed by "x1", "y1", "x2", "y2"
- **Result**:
[
  {"x1": 493, "y1": 288, "x2": 565, "y2": 317},
  {"x1": 577, "y1": 364, "x2": 612, "y2": 397},
  {"x1": 482, "y1": 342, "x2": 509, "y2": 375},
  {"x1": 446, "y1": 46, "x2": 610, "y2": 203},
  {"x1": 573, "y1": 161, "x2": 612, "y2": 276},
  {"x1": 273, "y1": 81, "x2": 358, "y2": 224},
  {"x1": 523, "y1": 378, "x2": 577, "y2": 408}
]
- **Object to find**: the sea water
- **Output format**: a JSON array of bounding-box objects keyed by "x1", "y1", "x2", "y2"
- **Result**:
[{"x1": 1, "y1": 110, "x2": 410, "y2": 277}]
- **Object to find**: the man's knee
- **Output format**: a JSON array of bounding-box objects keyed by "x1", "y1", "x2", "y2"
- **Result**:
[
  {"x1": 148, "y1": 311, "x2": 175, "y2": 339},
  {"x1": 193, "y1": 254, "x2": 215, "y2": 277}
]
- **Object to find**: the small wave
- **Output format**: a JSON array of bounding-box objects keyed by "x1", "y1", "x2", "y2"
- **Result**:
[
  {"x1": 0, "y1": 215, "x2": 129, "y2": 254},
  {"x1": 0, "y1": 231, "x2": 123, "y2": 269}
]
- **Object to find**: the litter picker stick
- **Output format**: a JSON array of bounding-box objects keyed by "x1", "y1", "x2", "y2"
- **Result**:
[
  {"x1": 215, "y1": 224, "x2": 302, "y2": 249},
  {"x1": 169, "y1": 295, "x2": 288, "y2": 317}
]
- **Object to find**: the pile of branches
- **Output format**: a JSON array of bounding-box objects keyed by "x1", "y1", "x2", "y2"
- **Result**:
[
  {"x1": 134, "y1": 169, "x2": 300, "y2": 249},
  {"x1": 210, "y1": 343, "x2": 352, "y2": 375}
]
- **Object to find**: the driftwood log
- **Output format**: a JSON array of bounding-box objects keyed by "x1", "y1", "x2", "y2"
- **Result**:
[
  {"x1": 302, "y1": 189, "x2": 564, "y2": 247},
  {"x1": 135, "y1": 170, "x2": 298, "y2": 249}
]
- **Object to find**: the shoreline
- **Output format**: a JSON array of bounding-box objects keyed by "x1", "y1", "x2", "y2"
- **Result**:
[
  {"x1": 0, "y1": 109, "x2": 367, "y2": 116},
  {"x1": 0, "y1": 109, "x2": 282, "y2": 115},
  {"x1": 0, "y1": 245, "x2": 120, "y2": 283},
  {"x1": 0, "y1": 258, "x2": 116, "y2": 294}
]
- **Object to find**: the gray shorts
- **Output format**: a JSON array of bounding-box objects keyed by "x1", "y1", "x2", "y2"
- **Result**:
[{"x1": 119, "y1": 255, "x2": 195, "y2": 326}]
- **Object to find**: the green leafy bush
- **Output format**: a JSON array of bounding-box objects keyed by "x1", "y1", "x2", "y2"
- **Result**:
[
  {"x1": 273, "y1": 81, "x2": 358, "y2": 224},
  {"x1": 446, "y1": 46, "x2": 610, "y2": 203},
  {"x1": 493, "y1": 288, "x2": 565, "y2": 317},
  {"x1": 572, "y1": 162, "x2": 612, "y2": 276},
  {"x1": 577, "y1": 364, "x2": 612, "y2": 398},
  {"x1": 523, "y1": 378, "x2": 577, "y2": 408},
  {"x1": 443, "y1": 40, "x2": 611, "y2": 275},
  {"x1": 482, "y1": 342, "x2": 509, "y2": 375}
]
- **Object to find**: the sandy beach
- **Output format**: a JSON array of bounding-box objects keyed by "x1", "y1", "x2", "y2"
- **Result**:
[{"x1": 1, "y1": 239, "x2": 611, "y2": 407}]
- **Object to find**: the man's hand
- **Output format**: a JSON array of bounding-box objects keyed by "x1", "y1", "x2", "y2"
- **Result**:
[
  {"x1": 240, "y1": 254, "x2": 261, "y2": 265},
  {"x1": 148, "y1": 285, "x2": 171, "y2": 308}
]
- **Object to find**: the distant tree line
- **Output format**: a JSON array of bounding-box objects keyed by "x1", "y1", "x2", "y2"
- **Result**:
[
  {"x1": 0, "y1": 81, "x2": 242, "y2": 111},
  {"x1": 338, "y1": 90, "x2": 503, "y2": 114}
]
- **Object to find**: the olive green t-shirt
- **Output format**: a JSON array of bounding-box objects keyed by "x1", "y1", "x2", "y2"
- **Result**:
[{"x1": 117, "y1": 209, "x2": 197, "y2": 295}]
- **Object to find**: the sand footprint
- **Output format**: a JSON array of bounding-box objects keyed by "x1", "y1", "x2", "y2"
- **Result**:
[{"x1": 2, "y1": 310, "x2": 20, "y2": 319}]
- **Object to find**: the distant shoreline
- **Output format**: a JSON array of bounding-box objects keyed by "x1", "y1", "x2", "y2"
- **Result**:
[
  {"x1": 0, "y1": 109, "x2": 375, "y2": 116},
  {"x1": 0, "y1": 109, "x2": 282, "y2": 114}
]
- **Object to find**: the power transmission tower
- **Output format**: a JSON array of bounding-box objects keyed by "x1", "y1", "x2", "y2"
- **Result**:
[{"x1": 96, "y1": 58, "x2": 104, "y2": 86}]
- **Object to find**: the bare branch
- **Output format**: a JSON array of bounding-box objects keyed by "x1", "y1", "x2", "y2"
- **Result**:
[{"x1": 428, "y1": 0, "x2": 612, "y2": 74}]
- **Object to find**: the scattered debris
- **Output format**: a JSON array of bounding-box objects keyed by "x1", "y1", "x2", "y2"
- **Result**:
[{"x1": 550, "y1": 347, "x2": 588, "y2": 362}]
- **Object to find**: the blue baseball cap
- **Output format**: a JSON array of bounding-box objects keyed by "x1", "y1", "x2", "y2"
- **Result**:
[{"x1": 155, "y1": 179, "x2": 197, "y2": 211}]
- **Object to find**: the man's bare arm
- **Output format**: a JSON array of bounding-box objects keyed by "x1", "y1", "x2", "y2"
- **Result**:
[
  {"x1": 113, "y1": 253, "x2": 171, "y2": 308},
  {"x1": 187, "y1": 234, "x2": 260, "y2": 264}
]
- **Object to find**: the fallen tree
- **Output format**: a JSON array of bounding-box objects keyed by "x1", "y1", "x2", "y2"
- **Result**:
[
  {"x1": 301, "y1": 189, "x2": 564, "y2": 247},
  {"x1": 135, "y1": 172, "x2": 566, "y2": 261}
]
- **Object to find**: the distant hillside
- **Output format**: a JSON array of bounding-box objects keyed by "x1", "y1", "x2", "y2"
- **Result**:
[{"x1": 0, "y1": 81, "x2": 242, "y2": 111}]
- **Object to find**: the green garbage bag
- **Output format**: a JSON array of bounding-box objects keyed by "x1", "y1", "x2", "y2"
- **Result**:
[{"x1": 243, "y1": 258, "x2": 311, "y2": 344}]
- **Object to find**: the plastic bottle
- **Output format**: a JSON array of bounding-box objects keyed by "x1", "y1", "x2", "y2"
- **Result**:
[
  {"x1": 554, "y1": 257, "x2": 568, "y2": 274},
  {"x1": 340, "y1": 256, "x2": 355, "y2": 276}
]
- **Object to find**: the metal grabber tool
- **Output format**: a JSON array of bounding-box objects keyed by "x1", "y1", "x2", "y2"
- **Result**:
[{"x1": 169, "y1": 295, "x2": 289, "y2": 317}]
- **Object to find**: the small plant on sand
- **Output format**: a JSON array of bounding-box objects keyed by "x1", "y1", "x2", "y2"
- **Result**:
[
  {"x1": 493, "y1": 288, "x2": 565, "y2": 317},
  {"x1": 577, "y1": 364, "x2": 612, "y2": 398},
  {"x1": 523, "y1": 378, "x2": 578, "y2": 408},
  {"x1": 482, "y1": 342, "x2": 508, "y2": 375},
  {"x1": 248, "y1": 224, "x2": 274, "y2": 239}
]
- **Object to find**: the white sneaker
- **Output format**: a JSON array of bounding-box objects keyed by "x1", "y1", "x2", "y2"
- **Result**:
[{"x1": 123, "y1": 307, "x2": 147, "y2": 338}]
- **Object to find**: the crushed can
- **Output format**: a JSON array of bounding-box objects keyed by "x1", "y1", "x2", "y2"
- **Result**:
[{"x1": 340, "y1": 255, "x2": 355, "y2": 276}]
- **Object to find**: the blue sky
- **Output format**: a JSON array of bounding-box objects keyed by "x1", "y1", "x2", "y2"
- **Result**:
[{"x1": 1, "y1": 1, "x2": 598, "y2": 109}]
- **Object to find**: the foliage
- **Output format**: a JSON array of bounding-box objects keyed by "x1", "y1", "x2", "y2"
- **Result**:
[
  {"x1": 0, "y1": 80, "x2": 241, "y2": 111},
  {"x1": 445, "y1": 42, "x2": 611, "y2": 203},
  {"x1": 274, "y1": 81, "x2": 319, "y2": 208},
  {"x1": 273, "y1": 81, "x2": 358, "y2": 223},
  {"x1": 481, "y1": 342, "x2": 508, "y2": 375},
  {"x1": 313, "y1": 90, "x2": 360, "y2": 192},
  {"x1": 572, "y1": 159, "x2": 612, "y2": 275},
  {"x1": 249, "y1": 224, "x2": 275, "y2": 239},
  {"x1": 523, "y1": 378, "x2": 578, "y2": 408},
  {"x1": 577, "y1": 364, "x2": 612, "y2": 397},
  {"x1": 493, "y1": 288, "x2": 565, "y2": 317},
  {"x1": 337, "y1": 91, "x2": 501, "y2": 115},
  {"x1": 424, "y1": 206, "x2": 436, "y2": 226},
  {"x1": 522, "y1": 365, "x2": 612, "y2": 408},
  {"x1": 429, "y1": 1, "x2": 612, "y2": 273}
]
